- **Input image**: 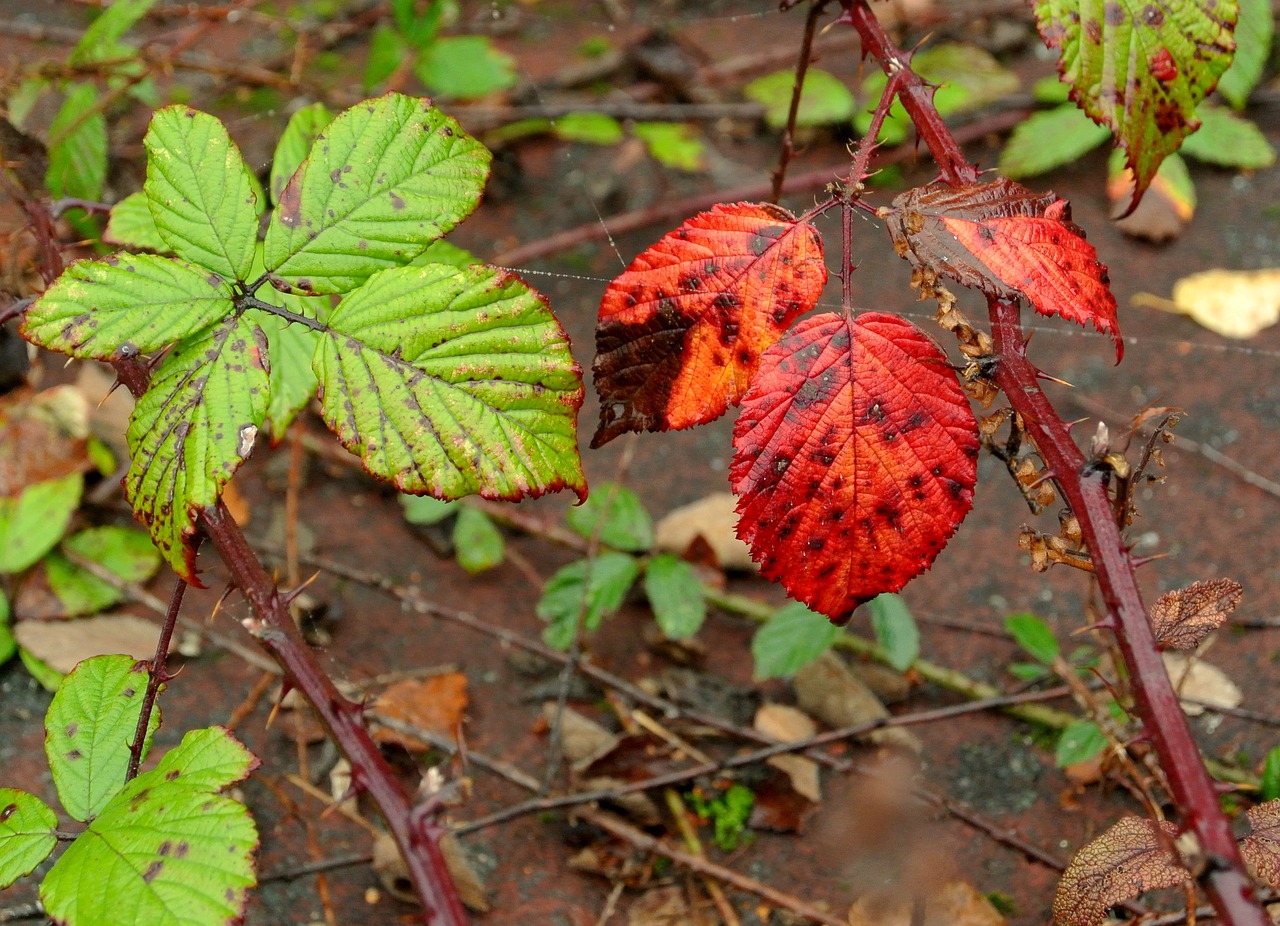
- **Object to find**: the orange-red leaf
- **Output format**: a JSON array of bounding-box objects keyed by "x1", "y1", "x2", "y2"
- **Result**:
[
  {"x1": 885, "y1": 179, "x2": 1122, "y2": 360},
  {"x1": 592, "y1": 202, "x2": 827, "y2": 447},
  {"x1": 730, "y1": 312, "x2": 979, "y2": 623}
]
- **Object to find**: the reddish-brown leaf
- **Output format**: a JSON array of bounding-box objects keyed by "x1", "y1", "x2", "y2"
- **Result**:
[
  {"x1": 371, "y1": 673, "x2": 469, "y2": 751},
  {"x1": 1240, "y1": 800, "x2": 1280, "y2": 889},
  {"x1": 1054, "y1": 817, "x2": 1187, "y2": 926},
  {"x1": 592, "y1": 202, "x2": 827, "y2": 447},
  {"x1": 730, "y1": 312, "x2": 978, "y2": 623},
  {"x1": 1149, "y1": 577, "x2": 1242, "y2": 650},
  {"x1": 885, "y1": 179, "x2": 1122, "y2": 359}
]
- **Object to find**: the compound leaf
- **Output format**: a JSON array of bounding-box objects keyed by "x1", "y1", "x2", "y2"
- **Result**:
[
  {"x1": 413, "y1": 35, "x2": 517, "y2": 100},
  {"x1": 48, "y1": 526, "x2": 162, "y2": 616},
  {"x1": 41, "y1": 727, "x2": 258, "y2": 926},
  {"x1": 45, "y1": 654, "x2": 159, "y2": 823},
  {"x1": 124, "y1": 315, "x2": 269, "y2": 581},
  {"x1": 103, "y1": 192, "x2": 170, "y2": 253},
  {"x1": 999, "y1": 105, "x2": 1111, "y2": 178},
  {"x1": 538, "y1": 553, "x2": 640, "y2": 649},
  {"x1": 0, "y1": 789, "x2": 57, "y2": 888},
  {"x1": 70, "y1": 0, "x2": 158, "y2": 64},
  {"x1": 731, "y1": 313, "x2": 978, "y2": 623},
  {"x1": 46, "y1": 82, "x2": 108, "y2": 201},
  {"x1": 744, "y1": 68, "x2": 855, "y2": 129},
  {"x1": 1034, "y1": 0, "x2": 1238, "y2": 200},
  {"x1": 270, "y1": 102, "x2": 334, "y2": 205},
  {"x1": 1240, "y1": 799, "x2": 1280, "y2": 888},
  {"x1": 24, "y1": 253, "x2": 234, "y2": 361},
  {"x1": 1149, "y1": 577, "x2": 1242, "y2": 650},
  {"x1": 752, "y1": 601, "x2": 838, "y2": 680},
  {"x1": 886, "y1": 179, "x2": 1121, "y2": 359},
  {"x1": 592, "y1": 202, "x2": 827, "y2": 447},
  {"x1": 264, "y1": 93, "x2": 490, "y2": 295},
  {"x1": 1180, "y1": 104, "x2": 1275, "y2": 169},
  {"x1": 644, "y1": 553, "x2": 706, "y2": 640},
  {"x1": 1217, "y1": 0, "x2": 1271, "y2": 108},
  {"x1": 1055, "y1": 816, "x2": 1186, "y2": 926},
  {"x1": 0, "y1": 473, "x2": 83, "y2": 573},
  {"x1": 143, "y1": 106, "x2": 261, "y2": 280},
  {"x1": 314, "y1": 263, "x2": 584, "y2": 501}
]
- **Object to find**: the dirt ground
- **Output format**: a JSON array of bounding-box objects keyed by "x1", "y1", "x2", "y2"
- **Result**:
[{"x1": 2, "y1": 2, "x2": 1280, "y2": 925}]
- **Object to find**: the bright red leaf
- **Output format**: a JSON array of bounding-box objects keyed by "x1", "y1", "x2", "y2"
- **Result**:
[
  {"x1": 591, "y1": 202, "x2": 827, "y2": 448},
  {"x1": 885, "y1": 179, "x2": 1122, "y2": 360},
  {"x1": 731, "y1": 312, "x2": 979, "y2": 623}
]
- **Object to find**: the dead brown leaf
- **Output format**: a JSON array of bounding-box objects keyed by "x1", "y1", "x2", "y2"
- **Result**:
[
  {"x1": 794, "y1": 653, "x2": 920, "y2": 753},
  {"x1": 0, "y1": 385, "x2": 91, "y2": 496},
  {"x1": 543, "y1": 703, "x2": 620, "y2": 770},
  {"x1": 1162, "y1": 652, "x2": 1242, "y2": 716},
  {"x1": 627, "y1": 885, "x2": 692, "y2": 926},
  {"x1": 13, "y1": 613, "x2": 166, "y2": 673},
  {"x1": 1150, "y1": 578, "x2": 1242, "y2": 650},
  {"x1": 371, "y1": 673, "x2": 468, "y2": 751},
  {"x1": 1240, "y1": 799, "x2": 1280, "y2": 889},
  {"x1": 749, "y1": 767, "x2": 818, "y2": 834},
  {"x1": 653, "y1": 493, "x2": 753, "y2": 571},
  {"x1": 848, "y1": 879, "x2": 1005, "y2": 926},
  {"x1": 1053, "y1": 817, "x2": 1187, "y2": 926},
  {"x1": 755, "y1": 703, "x2": 821, "y2": 802},
  {"x1": 372, "y1": 831, "x2": 489, "y2": 912}
]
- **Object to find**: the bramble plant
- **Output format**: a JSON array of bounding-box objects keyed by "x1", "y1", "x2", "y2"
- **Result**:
[
  {"x1": 6, "y1": 91, "x2": 587, "y2": 925},
  {"x1": 588, "y1": 1, "x2": 1280, "y2": 925}
]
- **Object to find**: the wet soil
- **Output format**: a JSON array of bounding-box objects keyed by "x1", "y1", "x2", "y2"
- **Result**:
[{"x1": 2, "y1": 3, "x2": 1279, "y2": 925}]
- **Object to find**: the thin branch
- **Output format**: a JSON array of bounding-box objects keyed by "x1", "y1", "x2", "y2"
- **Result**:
[
  {"x1": 126, "y1": 574, "x2": 189, "y2": 781},
  {"x1": 770, "y1": 0, "x2": 832, "y2": 201}
]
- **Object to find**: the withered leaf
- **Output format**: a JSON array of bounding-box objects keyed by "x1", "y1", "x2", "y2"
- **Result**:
[
  {"x1": 1149, "y1": 578, "x2": 1242, "y2": 650},
  {"x1": 1054, "y1": 816, "x2": 1187, "y2": 926},
  {"x1": 371, "y1": 673, "x2": 469, "y2": 751},
  {"x1": 1240, "y1": 799, "x2": 1280, "y2": 889}
]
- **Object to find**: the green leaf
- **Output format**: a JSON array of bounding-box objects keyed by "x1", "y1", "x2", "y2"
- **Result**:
[
  {"x1": 751, "y1": 602, "x2": 838, "y2": 680},
  {"x1": 399, "y1": 493, "x2": 457, "y2": 525},
  {"x1": 0, "y1": 473, "x2": 83, "y2": 573},
  {"x1": 414, "y1": 35, "x2": 517, "y2": 100},
  {"x1": 1033, "y1": 75, "x2": 1074, "y2": 104},
  {"x1": 70, "y1": 0, "x2": 159, "y2": 64},
  {"x1": 0, "y1": 592, "x2": 13, "y2": 666},
  {"x1": 0, "y1": 789, "x2": 57, "y2": 888},
  {"x1": 41, "y1": 727, "x2": 258, "y2": 926},
  {"x1": 745, "y1": 68, "x2": 855, "y2": 130},
  {"x1": 868, "y1": 593, "x2": 919, "y2": 672},
  {"x1": 1034, "y1": 0, "x2": 1238, "y2": 197},
  {"x1": 45, "y1": 82, "x2": 108, "y2": 201},
  {"x1": 1055, "y1": 719, "x2": 1108, "y2": 767},
  {"x1": 633, "y1": 122, "x2": 706, "y2": 172},
  {"x1": 124, "y1": 315, "x2": 269, "y2": 580},
  {"x1": 103, "y1": 192, "x2": 170, "y2": 252},
  {"x1": 1181, "y1": 104, "x2": 1276, "y2": 169},
  {"x1": 257, "y1": 313, "x2": 320, "y2": 442},
  {"x1": 554, "y1": 112, "x2": 624, "y2": 145},
  {"x1": 1005, "y1": 612, "x2": 1060, "y2": 665},
  {"x1": 392, "y1": 0, "x2": 445, "y2": 48},
  {"x1": 565, "y1": 483, "x2": 653, "y2": 551},
  {"x1": 264, "y1": 93, "x2": 490, "y2": 294},
  {"x1": 537, "y1": 553, "x2": 639, "y2": 649},
  {"x1": 363, "y1": 24, "x2": 409, "y2": 90},
  {"x1": 407, "y1": 239, "x2": 478, "y2": 269},
  {"x1": 45, "y1": 654, "x2": 160, "y2": 823},
  {"x1": 1261, "y1": 746, "x2": 1280, "y2": 802},
  {"x1": 452, "y1": 506, "x2": 504, "y2": 574},
  {"x1": 912, "y1": 42, "x2": 1020, "y2": 109},
  {"x1": 24, "y1": 253, "x2": 235, "y2": 360},
  {"x1": 643, "y1": 554, "x2": 706, "y2": 640},
  {"x1": 1009, "y1": 662, "x2": 1050, "y2": 681},
  {"x1": 19, "y1": 649, "x2": 64, "y2": 692},
  {"x1": 314, "y1": 263, "x2": 585, "y2": 501},
  {"x1": 143, "y1": 106, "x2": 261, "y2": 280},
  {"x1": 1217, "y1": 0, "x2": 1272, "y2": 107},
  {"x1": 998, "y1": 105, "x2": 1112, "y2": 178},
  {"x1": 270, "y1": 102, "x2": 335, "y2": 205},
  {"x1": 6, "y1": 78, "x2": 47, "y2": 129},
  {"x1": 47, "y1": 526, "x2": 162, "y2": 616}
]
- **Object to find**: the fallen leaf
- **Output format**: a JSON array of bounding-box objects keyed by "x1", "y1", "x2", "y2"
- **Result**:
[
  {"x1": 1054, "y1": 817, "x2": 1186, "y2": 926},
  {"x1": 1108, "y1": 151, "x2": 1195, "y2": 242},
  {"x1": 1240, "y1": 799, "x2": 1280, "y2": 889},
  {"x1": 627, "y1": 885, "x2": 691, "y2": 926},
  {"x1": 653, "y1": 492, "x2": 754, "y2": 571},
  {"x1": 1150, "y1": 578, "x2": 1242, "y2": 650},
  {"x1": 0, "y1": 385, "x2": 91, "y2": 496},
  {"x1": 12, "y1": 613, "x2": 167, "y2": 674},
  {"x1": 755, "y1": 703, "x2": 821, "y2": 802},
  {"x1": 542, "y1": 703, "x2": 620, "y2": 770},
  {"x1": 329, "y1": 758, "x2": 357, "y2": 816},
  {"x1": 749, "y1": 766, "x2": 818, "y2": 834},
  {"x1": 1137, "y1": 269, "x2": 1280, "y2": 339},
  {"x1": 371, "y1": 673, "x2": 469, "y2": 751},
  {"x1": 848, "y1": 879, "x2": 1006, "y2": 926},
  {"x1": 794, "y1": 652, "x2": 921, "y2": 754},
  {"x1": 372, "y1": 832, "x2": 489, "y2": 912},
  {"x1": 1162, "y1": 652, "x2": 1243, "y2": 716}
]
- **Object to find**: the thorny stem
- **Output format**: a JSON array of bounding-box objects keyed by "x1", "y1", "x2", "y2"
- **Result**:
[
  {"x1": 126, "y1": 574, "x2": 189, "y2": 782},
  {"x1": 835, "y1": 3, "x2": 1268, "y2": 922},
  {"x1": 770, "y1": 0, "x2": 831, "y2": 202}
]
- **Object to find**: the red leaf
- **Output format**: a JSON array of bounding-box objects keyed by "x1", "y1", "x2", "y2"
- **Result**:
[
  {"x1": 731, "y1": 312, "x2": 979, "y2": 622},
  {"x1": 885, "y1": 179, "x2": 1122, "y2": 360},
  {"x1": 591, "y1": 202, "x2": 827, "y2": 447}
]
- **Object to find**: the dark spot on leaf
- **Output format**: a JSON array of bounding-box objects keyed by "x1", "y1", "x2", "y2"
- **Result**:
[
  {"x1": 142, "y1": 861, "x2": 164, "y2": 883},
  {"x1": 66, "y1": 749, "x2": 82, "y2": 761},
  {"x1": 0, "y1": 803, "x2": 15, "y2": 822},
  {"x1": 389, "y1": 192, "x2": 406, "y2": 210}
]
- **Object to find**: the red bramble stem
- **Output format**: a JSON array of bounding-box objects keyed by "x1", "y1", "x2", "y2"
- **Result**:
[{"x1": 838, "y1": 2, "x2": 1267, "y2": 923}]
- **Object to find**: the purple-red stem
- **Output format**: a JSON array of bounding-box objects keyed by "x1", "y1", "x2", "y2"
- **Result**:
[
  {"x1": 126, "y1": 574, "x2": 188, "y2": 781},
  {"x1": 839, "y1": 2, "x2": 1266, "y2": 922},
  {"x1": 769, "y1": 0, "x2": 830, "y2": 202}
]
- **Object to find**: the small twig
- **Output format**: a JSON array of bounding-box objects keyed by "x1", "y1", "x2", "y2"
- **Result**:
[
  {"x1": 924, "y1": 790, "x2": 1066, "y2": 870},
  {"x1": 260, "y1": 851, "x2": 374, "y2": 884},
  {"x1": 125, "y1": 574, "x2": 188, "y2": 781},
  {"x1": 770, "y1": 0, "x2": 831, "y2": 202}
]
